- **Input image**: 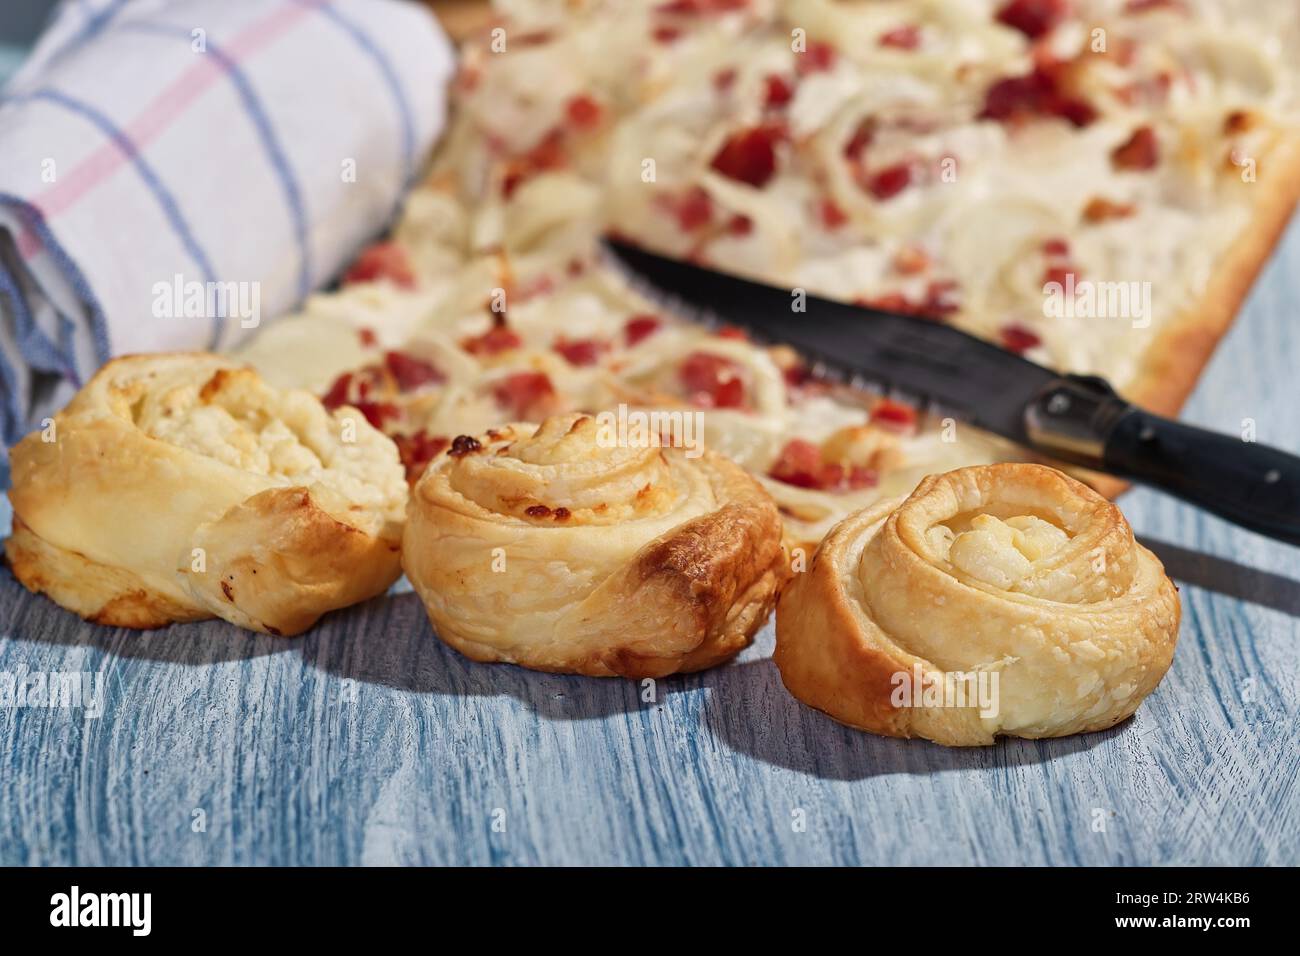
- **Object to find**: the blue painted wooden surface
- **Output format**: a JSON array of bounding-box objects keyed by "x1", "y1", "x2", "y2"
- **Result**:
[{"x1": 2, "y1": 222, "x2": 1299, "y2": 866}]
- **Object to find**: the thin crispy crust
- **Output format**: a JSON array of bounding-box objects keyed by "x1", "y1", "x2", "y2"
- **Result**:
[
  {"x1": 1126, "y1": 129, "x2": 1300, "y2": 419},
  {"x1": 402, "y1": 415, "x2": 788, "y2": 677},
  {"x1": 774, "y1": 463, "x2": 1181, "y2": 746},
  {"x1": 1076, "y1": 129, "x2": 1300, "y2": 501}
]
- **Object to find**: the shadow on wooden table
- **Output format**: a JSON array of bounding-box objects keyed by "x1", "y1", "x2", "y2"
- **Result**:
[
  {"x1": 8, "y1": 530, "x2": 1298, "y2": 783},
  {"x1": 1140, "y1": 536, "x2": 1300, "y2": 616},
  {"x1": 307, "y1": 591, "x2": 1118, "y2": 780},
  {"x1": 698, "y1": 656, "x2": 1123, "y2": 781},
  {"x1": 0, "y1": 571, "x2": 292, "y2": 665},
  {"x1": 302, "y1": 589, "x2": 698, "y2": 721}
]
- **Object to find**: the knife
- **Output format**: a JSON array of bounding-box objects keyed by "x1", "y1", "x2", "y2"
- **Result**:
[{"x1": 605, "y1": 238, "x2": 1300, "y2": 546}]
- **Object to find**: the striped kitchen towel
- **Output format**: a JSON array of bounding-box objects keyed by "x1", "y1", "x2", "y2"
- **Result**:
[{"x1": 0, "y1": 0, "x2": 454, "y2": 458}]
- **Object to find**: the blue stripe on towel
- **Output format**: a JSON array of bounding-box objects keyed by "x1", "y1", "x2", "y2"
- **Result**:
[
  {"x1": 1, "y1": 191, "x2": 112, "y2": 374},
  {"x1": 0, "y1": 333, "x2": 23, "y2": 449},
  {"x1": 119, "y1": 20, "x2": 315, "y2": 302},
  {"x1": 9, "y1": 88, "x2": 224, "y2": 350},
  {"x1": 0, "y1": 264, "x2": 74, "y2": 379}
]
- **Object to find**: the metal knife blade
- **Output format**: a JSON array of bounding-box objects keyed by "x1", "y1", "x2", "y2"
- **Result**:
[
  {"x1": 605, "y1": 238, "x2": 1300, "y2": 546},
  {"x1": 604, "y1": 237, "x2": 1056, "y2": 448}
]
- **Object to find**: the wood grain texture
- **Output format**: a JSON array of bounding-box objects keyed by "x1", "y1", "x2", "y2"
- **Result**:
[{"x1": 2, "y1": 225, "x2": 1299, "y2": 867}]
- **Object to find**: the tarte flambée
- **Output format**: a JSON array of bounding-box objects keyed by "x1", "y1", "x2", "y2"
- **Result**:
[{"x1": 238, "y1": 0, "x2": 1300, "y2": 547}]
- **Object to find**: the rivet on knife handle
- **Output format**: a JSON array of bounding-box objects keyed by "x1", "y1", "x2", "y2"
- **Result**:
[{"x1": 1024, "y1": 375, "x2": 1132, "y2": 468}]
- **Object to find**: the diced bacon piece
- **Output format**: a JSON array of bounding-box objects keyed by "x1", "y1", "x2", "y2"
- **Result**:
[
  {"x1": 1224, "y1": 110, "x2": 1253, "y2": 135},
  {"x1": 764, "y1": 74, "x2": 795, "y2": 109},
  {"x1": 861, "y1": 282, "x2": 959, "y2": 321},
  {"x1": 625, "y1": 314, "x2": 664, "y2": 345},
  {"x1": 514, "y1": 30, "x2": 554, "y2": 46},
  {"x1": 870, "y1": 400, "x2": 919, "y2": 433},
  {"x1": 343, "y1": 242, "x2": 416, "y2": 288},
  {"x1": 864, "y1": 162, "x2": 913, "y2": 200},
  {"x1": 768, "y1": 439, "x2": 823, "y2": 488},
  {"x1": 462, "y1": 322, "x2": 523, "y2": 356},
  {"x1": 922, "y1": 280, "x2": 961, "y2": 317},
  {"x1": 797, "y1": 40, "x2": 837, "y2": 75},
  {"x1": 393, "y1": 431, "x2": 450, "y2": 483},
  {"x1": 1125, "y1": 0, "x2": 1187, "y2": 13},
  {"x1": 1042, "y1": 265, "x2": 1076, "y2": 287},
  {"x1": 878, "y1": 25, "x2": 921, "y2": 49},
  {"x1": 358, "y1": 327, "x2": 378, "y2": 348},
  {"x1": 652, "y1": 26, "x2": 682, "y2": 43},
  {"x1": 656, "y1": 0, "x2": 750, "y2": 12},
  {"x1": 726, "y1": 214, "x2": 754, "y2": 236},
  {"x1": 679, "y1": 351, "x2": 746, "y2": 408},
  {"x1": 502, "y1": 131, "x2": 567, "y2": 198},
  {"x1": 666, "y1": 186, "x2": 715, "y2": 231},
  {"x1": 844, "y1": 466, "x2": 880, "y2": 489},
  {"x1": 1000, "y1": 323, "x2": 1043, "y2": 353},
  {"x1": 553, "y1": 337, "x2": 607, "y2": 366},
  {"x1": 716, "y1": 325, "x2": 748, "y2": 340},
  {"x1": 565, "y1": 94, "x2": 603, "y2": 130},
  {"x1": 1083, "y1": 197, "x2": 1136, "y2": 222},
  {"x1": 862, "y1": 292, "x2": 915, "y2": 314},
  {"x1": 710, "y1": 125, "x2": 781, "y2": 188},
  {"x1": 713, "y1": 68, "x2": 737, "y2": 92},
  {"x1": 384, "y1": 351, "x2": 444, "y2": 392},
  {"x1": 995, "y1": 0, "x2": 1069, "y2": 39},
  {"x1": 321, "y1": 372, "x2": 354, "y2": 411},
  {"x1": 844, "y1": 120, "x2": 875, "y2": 161},
  {"x1": 819, "y1": 197, "x2": 848, "y2": 229},
  {"x1": 980, "y1": 66, "x2": 1097, "y2": 128},
  {"x1": 1041, "y1": 237, "x2": 1071, "y2": 257},
  {"x1": 353, "y1": 400, "x2": 400, "y2": 430},
  {"x1": 783, "y1": 365, "x2": 808, "y2": 387},
  {"x1": 321, "y1": 363, "x2": 393, "y2": 415},
  {"x1": 492, "y1": 371, "x2": 557, "y2": 420},
  {"x1": 1111, "y1": 125, "x2": 1159, "y2": 170},
  {"x1": 769, "y1": 439, "x2": 879, "y2": 491}
]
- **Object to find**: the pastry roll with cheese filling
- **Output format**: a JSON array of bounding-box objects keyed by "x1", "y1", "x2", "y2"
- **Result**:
[
  {"x1": 774, "y1": 463, "x2": 1180, "y2": 746},
  {"x1": 403, "y1": 412, "x2": 786, "y2": 677},
  {"x1": 6, "y1": 353, "x2": 407, "y2": 635}
]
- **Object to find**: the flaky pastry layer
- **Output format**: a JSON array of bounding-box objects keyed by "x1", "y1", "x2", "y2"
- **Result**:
[
  {"x1": 774, "y1": 463, "x2": 1180, "y2": 745},
  {"x1": 6, "y1": 353, "x2": 408, "y2": 635},
  {"x1": 403, "y1": 412, "x2": 787, "y2": 676}
]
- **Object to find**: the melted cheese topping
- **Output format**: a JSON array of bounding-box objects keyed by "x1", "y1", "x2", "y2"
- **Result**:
[
  {"x1": 406, "y1": 0, "x2": 1299, "y2": 391},
  {"x1": 940, "y1": 513, "x2": 1071, "y2": 589},
  {"x1": 125, "y1": 364, "x2": 407, "y2": 520}
]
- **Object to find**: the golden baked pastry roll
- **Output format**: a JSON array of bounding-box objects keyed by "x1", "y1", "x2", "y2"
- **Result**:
[
  {"x1": 774, "y1": 463, "x2": 1180, "y2": 746},
  {"x1": 403, "y1": 412, "x2": 786, "y2": 676},
  {"x1": 6, "y1": 354, "x2": 407, "y2": 635}
]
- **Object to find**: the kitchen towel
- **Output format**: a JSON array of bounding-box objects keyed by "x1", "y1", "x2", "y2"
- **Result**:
[{"x1": 0, "y1": 0, "x2": 454, "y2": 455}]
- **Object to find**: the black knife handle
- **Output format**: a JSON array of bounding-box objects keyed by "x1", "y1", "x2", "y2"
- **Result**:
[
  {"x1": 1102, "y1": 409, "x2": 1300, "y2": 544},
  {"x1": 1026, "y1": 375, "x2": 1300, "y2": 545}
]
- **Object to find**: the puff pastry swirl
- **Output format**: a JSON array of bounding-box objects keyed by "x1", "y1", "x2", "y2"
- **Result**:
[
  {"x1": 774, "y1": 463, "x2": 1180, "y2": 746},
  {"x1": 403, "y1": 413, "x2": 786, "y2": 677},
  {"x1": 6, "y1": 354, "x2": 407, "y2": 635}
]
